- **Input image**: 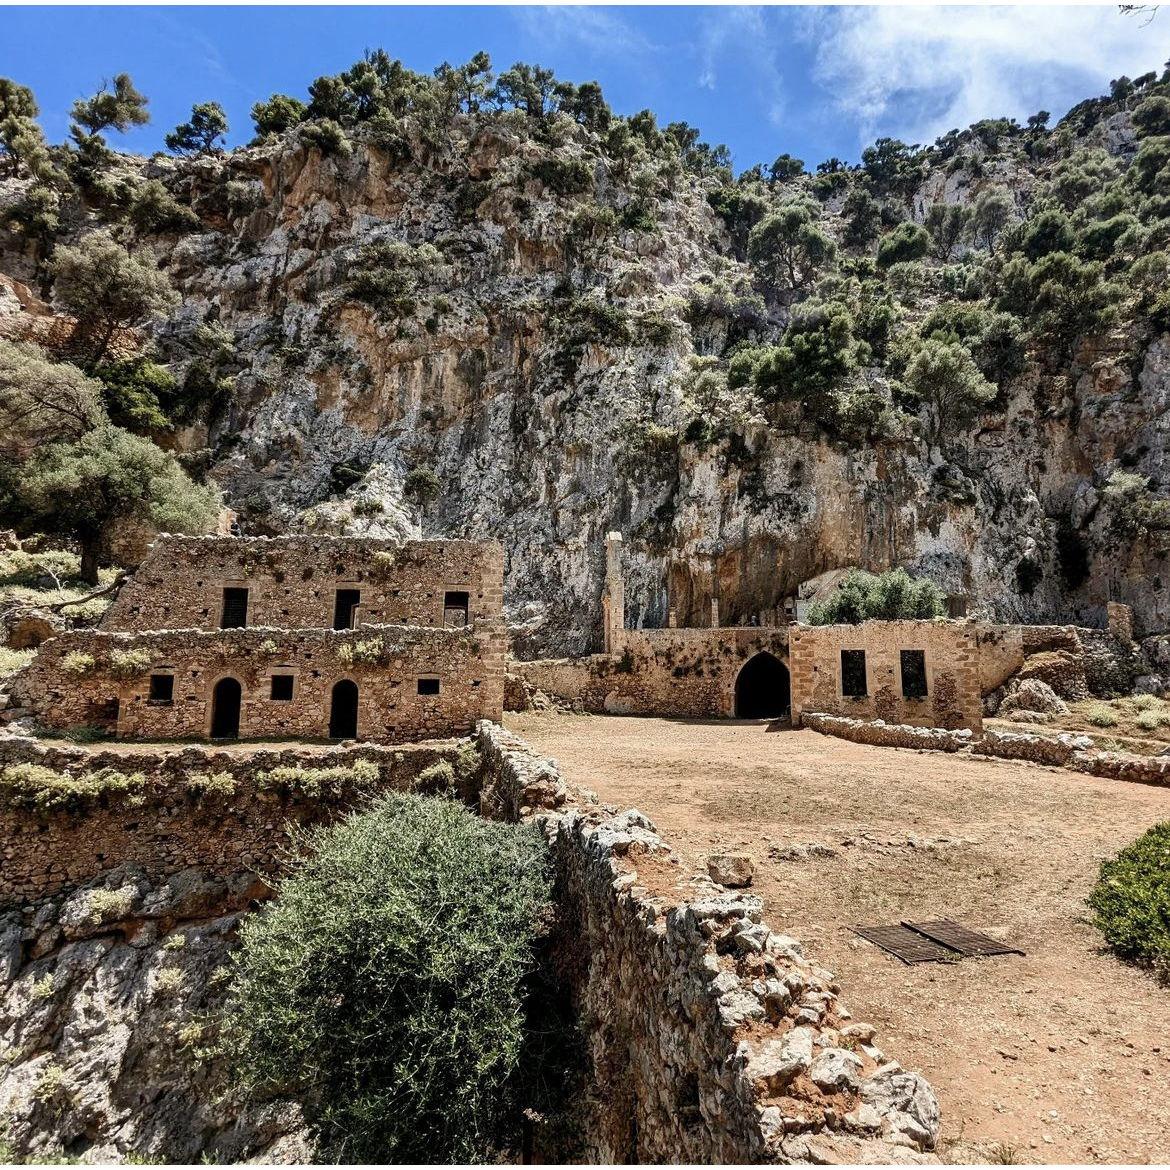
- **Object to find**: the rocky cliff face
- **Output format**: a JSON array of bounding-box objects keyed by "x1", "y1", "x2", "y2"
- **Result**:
[
  {"x1": 2, "y1": 85, "x2": 1167, "y2": 657},
  {"x1": 0, "y1": 867, "x2": 308, "y2": 1163}
]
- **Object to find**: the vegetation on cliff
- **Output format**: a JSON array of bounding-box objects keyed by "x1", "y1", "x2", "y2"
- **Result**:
[{"x1": 1, "y1": 49, "x2": 1169, "y2": 632}]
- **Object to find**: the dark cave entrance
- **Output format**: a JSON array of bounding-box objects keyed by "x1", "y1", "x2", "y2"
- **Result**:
[{"x1": 734, "y1": 652, "x2": 790, "y2": 720}]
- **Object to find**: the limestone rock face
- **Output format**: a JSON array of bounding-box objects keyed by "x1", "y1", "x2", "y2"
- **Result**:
[{"x1": 0, "y1": 867, "x2": 309, "y2": 1164}]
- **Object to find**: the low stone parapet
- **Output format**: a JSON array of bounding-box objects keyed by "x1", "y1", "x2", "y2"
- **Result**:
[
  {"x1": 1069, "y1": 748, "x2": 1170, "y2": 787},
  {"x1": 475, "y1": 721, "x2": 940, "y2": 1164},
  {"x1": 802, "y1": 712, "x2": 974, "y2": 752},
  {"x1": 971, "y1": 729, "x2": 1091, "y2": 767}
]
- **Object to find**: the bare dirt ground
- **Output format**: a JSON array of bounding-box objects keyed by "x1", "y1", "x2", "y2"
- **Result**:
[{"x1": 508, "y1": 712, "x2": 1170, "y2": 1165}]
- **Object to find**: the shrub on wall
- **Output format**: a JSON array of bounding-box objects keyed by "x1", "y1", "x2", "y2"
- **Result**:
[
  {"x1": 222, "y1": 793, "x2": 552, "y2": 1162},
  {"x1": 108, "y1": 647, "x2": 153, "y2": 679},
  {"x1": 1089, "y1": 822, "x2": 1170, "y2": 983},
  {"x1": 59, "y1": 650, "x2": 97, "y2": 676},
  {"x1": 807, "y1": 567, "x2": 947, "y2": 625}
]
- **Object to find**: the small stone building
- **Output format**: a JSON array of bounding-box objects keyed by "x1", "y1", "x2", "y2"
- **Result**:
[
  {"x1": 10, "y1": 536, "x2": 506, "y2": 743},
  {"x1": 789, "y1": 620, "x2": 983, "y2": 732}
]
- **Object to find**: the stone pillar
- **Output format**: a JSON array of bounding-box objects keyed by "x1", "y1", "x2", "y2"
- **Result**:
[
  {"x1": 667, "y1": 608, "x2": 677, "y2": 629},
  {"x1": 1107, "y1": 601, "x2": 1134, "y2": 645},
  {"x1": 710, "y1": 598, "x2": 720, "y2": 629},
  {"x1": 604, "y1": 531, "x2": 625, "y2": 654}
]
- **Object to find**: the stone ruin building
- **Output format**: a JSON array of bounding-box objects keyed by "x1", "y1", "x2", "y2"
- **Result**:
[
  {"x1": 7, "y1": 535, "x2": 506, "y2": 743},
  {"x1": 513, "y1": 531, "x2": 988, "y2": 731}
]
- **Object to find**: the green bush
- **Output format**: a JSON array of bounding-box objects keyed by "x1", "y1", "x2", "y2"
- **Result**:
[
  {"x1": 108, "y1": 647, "x2": 152, "y2": 679},
  {"x1": 222, "y1": 793, "x2": 552, "y2": 1162},
  {"x1": 876, "y1": 222, "x2": 931, "y2": 268},
  {"x1": 1086, "y1": 704, "x2": 1119, "y2": 727},
  {"x1": 807, "y1": 567, "x2": 946, "y2": 625},
  {"x1": 1089, "y1": 822, "x2": 1170, "y2": 981},
  {"x1": 60, "y1": 651, "x2": 97, "y2": 676},
  {"x1": 0, "y1": 763, "x2": 146, "y2": 811}
]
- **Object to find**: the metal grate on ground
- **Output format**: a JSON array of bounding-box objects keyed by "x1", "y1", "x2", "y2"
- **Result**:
[
  {"x1": 903, "y1": 919, "x2": 1024, "y2": 958},
  {"x1": 851, "y1": 923, "x2": 960, "y2": 964}
]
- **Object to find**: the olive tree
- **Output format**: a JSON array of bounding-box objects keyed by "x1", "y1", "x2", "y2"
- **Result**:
[
  {"x1": 902, "y1": 338, "x2": 996, "y2": 446},
  {"x1": 0, "y1": 341, "x2": 105, "y2": 458}
]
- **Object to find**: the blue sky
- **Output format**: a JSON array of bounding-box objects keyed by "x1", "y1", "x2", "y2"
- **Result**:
[{"x1": 2, "y1": 5, "x2": 1166, "y2": 170}]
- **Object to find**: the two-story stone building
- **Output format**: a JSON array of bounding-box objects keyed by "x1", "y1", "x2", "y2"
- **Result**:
[{"x1": 10, "y1": 536, "x2": 506, "y2": 743}]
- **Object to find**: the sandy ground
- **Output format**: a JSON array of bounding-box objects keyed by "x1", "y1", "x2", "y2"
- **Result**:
[{"x1": 508, "y1": 712, "x2": 1170, "y2": 1166}]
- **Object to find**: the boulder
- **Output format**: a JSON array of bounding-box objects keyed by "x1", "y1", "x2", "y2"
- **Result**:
[{"x1": 708, "y1": 852, "x2": 754, "y2": 888}]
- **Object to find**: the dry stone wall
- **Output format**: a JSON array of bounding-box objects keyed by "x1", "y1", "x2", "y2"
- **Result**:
[
  {"x1": 801, "y1": 713, "x2": 975, "y2": 753},
  {"x1": 101, "y1": 535, "x2": 504, "y2": 632},
  {"x1": 10, "y1": 623, "x2": 505, "y2": 742},
  {"x1": 789, "y1": 621, "x2": 983, "y2": 732},
  {"x1": 0, "y1": 733, "x2": 461, "y2": 904},
  {"x1": 512, "y1": 628, "x2": 790, "y2": 719},
  {"x1": 476, "y1": 722, "x2": 940, "y2": 1164}
]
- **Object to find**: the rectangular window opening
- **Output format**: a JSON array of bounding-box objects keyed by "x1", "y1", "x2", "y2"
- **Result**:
[
  {"x1": 148, "y1": 674, "x2": 174, "y2": 704},
  {"x1": 841, "y1": 649, "x2": 868, "y2": 698},
  {"x1": 333, "y1": 588, "x2": 361, "y2": 630},
  {"x1": 901, "y1": 649, "x2": 928, "y2": 699},
  {"x1": 417, "y1": 677, "x2": 441, "y2": 696},
  {"x1": 221, "y1": 587, "x2": 249, "y2": 629},
  {"x1": 271, "y1": 674, "x2": 295, "y2": 701},
  {"x1": 443, "y1": 590, "x2": 470, "y2": 628}
]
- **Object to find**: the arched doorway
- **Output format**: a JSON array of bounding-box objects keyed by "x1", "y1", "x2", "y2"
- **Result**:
[
  {"x1": 329, "y1": 679, "x2": 359, "y2": 739},
  {"x1": 734, "y1": 652, "x2": 791, "y2": 719},
  {"x1": 210, "y1": 677, "x2": 242, "y2": 739}
]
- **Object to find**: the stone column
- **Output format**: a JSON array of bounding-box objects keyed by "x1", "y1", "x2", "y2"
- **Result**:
[
  {"x1": 604, "y1": 532, "x2": 625, "y2": 654},
  {"x1": 1107, "y1": 601, "x2": 1134, "y2": 645},
  {"x1": 668, "y1": 608, "x2": 677, "y2": 629},
  {"x1": 710, "y1": 598, "x2": 720, "y2": 629}
]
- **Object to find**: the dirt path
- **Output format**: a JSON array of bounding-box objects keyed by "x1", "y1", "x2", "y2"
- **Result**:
[{"x1": 509, "y1": 713, "x2": 1170, "y2": 1165}]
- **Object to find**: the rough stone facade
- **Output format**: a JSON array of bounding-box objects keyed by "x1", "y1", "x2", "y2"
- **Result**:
[
  {"x1": 100, "y1": 535, "x2": 503, "y2": 632},
  {"x1": 512, "y1": 627, "x2": 791, "y2": 719},
  {"x1": 11, "y1": 625, "x2": 503, "y2": 743},
  {"x1": 9, "y1": 535, "x2": 506, "y2": 742},
  {"x1": 789, "y1": 621, "x2": 983, "y2": 733},
  {"x1": 0, "y1": 733, "x2": 462, "y2": 904},
  {"x1": 476, "y1": 722, "x2": 940, "y2": 1164}
]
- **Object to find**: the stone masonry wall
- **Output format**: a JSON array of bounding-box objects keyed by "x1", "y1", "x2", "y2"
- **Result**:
[
  {"x1": 100, "y1": 535, "x2": 504, "y2": 633},
  {"x1": 476, "y1": 722, "x2": 941, "y2": 1164},
  {"x1": 0, "y1": 734, "x2": 462, "y2": 904},
  {"x1": 801, "y1": 713, "x2": 975, "y2": 753},
  {"x1": 512, "y1": 628, "x2": 790, "y2": 719},
  {"x1": 789, "y1": 621, "x2": 983, "y2": 733},
  {"x1": 10, "y1": 624, "x2": 505, "y2": 742}
]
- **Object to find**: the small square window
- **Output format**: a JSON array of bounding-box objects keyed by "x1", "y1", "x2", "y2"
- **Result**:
[
  {"x1": 271, "y1": 675, "x2": 295, "y2": 701},
  {"x1": 900, "y1": 650, "x2": 928, "y2": 699},
  {"x1": 333, "y1": 588, "x2": 361, "y2": 630},
  {"x1": 148, "y1": 674, "x2": 174, "y2": 704},
  {"x1": 443, "y1": 590, "x2": 469, "y2": 628},
  {"x1": 417, "y1": 677, "x2": 440, "y2": 696},
  {"x1": 841, "y1": 649, "x2": 868, "y2": 698}
]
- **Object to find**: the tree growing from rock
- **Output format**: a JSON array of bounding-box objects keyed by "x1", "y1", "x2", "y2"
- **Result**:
[
  {"x1": 48, "y1": 231, "x2": 179, "y2": 368},
  {"x1": 0, "y1": 78, "x2": 53, "y2": 179},
  {"x1": 165, "y1": 101, "x2": 228, "y2": 155},
  {"x1": 970, "y1": 190, "x2": 1014, "y2": 253},
  {"x1": 747, "y1": 203, "x2": 836, "y2": 297},
  {"x1": 925, "y1": 202, "x2": 971, "y2": 261},
  {"x1": 251, "y1": 93, "x2": 308, "y2": 138},
  {"x1": 901, "y1": 338, "x2": 996, "y2": 446},
  {"x1": 807, "y1": 567, "x2": 946, "y2": 625},
  {"x1": 0, "y1": 341, "x2": 105, "y2": 458}
]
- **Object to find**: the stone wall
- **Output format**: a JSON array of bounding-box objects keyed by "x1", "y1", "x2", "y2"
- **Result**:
[
  {"x1": 801, "y1": 713, "x2": 975, "y2": 753},
  {"x1": 0, "y1": 733, "x2": 462, "y2": 905},
  {"x1": 974, "y1": 623, "x2": 1089, "y2": 699},
  {"x1": 100, "y1": 535, "x2": 504, "y2": 633},
  {"x1": 10, "y1": 623, "x2": 505, "y2": 742},
  {"x1": 789, "y1": 621, "x2": 983, "y2": 733},
  {"x1": 512, "y1": 628, "x2": 790, "y2": 719},
  {"x1": 476, "y1": 722, "x2": 940, "y2": 1164}
]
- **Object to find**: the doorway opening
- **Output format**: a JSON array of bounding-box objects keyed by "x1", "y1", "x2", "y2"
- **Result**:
[
  {"x1": 329, "y1": 679, "x2": 359, "y2": 739},
  {"x1": 734, "y1": 652, "x2": 790, "y2": 719},
  {"x1": 210, "y1": 677, "x2": 242, "y2": 738}
]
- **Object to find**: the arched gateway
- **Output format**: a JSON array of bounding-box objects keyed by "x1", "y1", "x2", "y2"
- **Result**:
[
  {"x1": 329, "y1": 679, "x2": 359, "y2": 739},
  {"x1": 734, "y1": 652, "x2": 791, "y2": 719},
  {"x1": 210, "y1": 677, "x2": 242, "y2": 739}
]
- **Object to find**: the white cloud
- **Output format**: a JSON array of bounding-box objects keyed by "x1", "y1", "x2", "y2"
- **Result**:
[
  {"x1": 808, "y1": 5, "x2": 1165, "y2": 147},
  {"x1": 511, "y1": 6, "x2": 658, "y2": 61},
  {"x1": 695, "y1": 7, "x2": 786, "y2": 126}
]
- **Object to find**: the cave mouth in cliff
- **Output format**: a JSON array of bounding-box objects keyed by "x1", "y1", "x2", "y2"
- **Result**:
[{"x1": 734, "y1": 652, "x2": 790, "y2": 720}]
